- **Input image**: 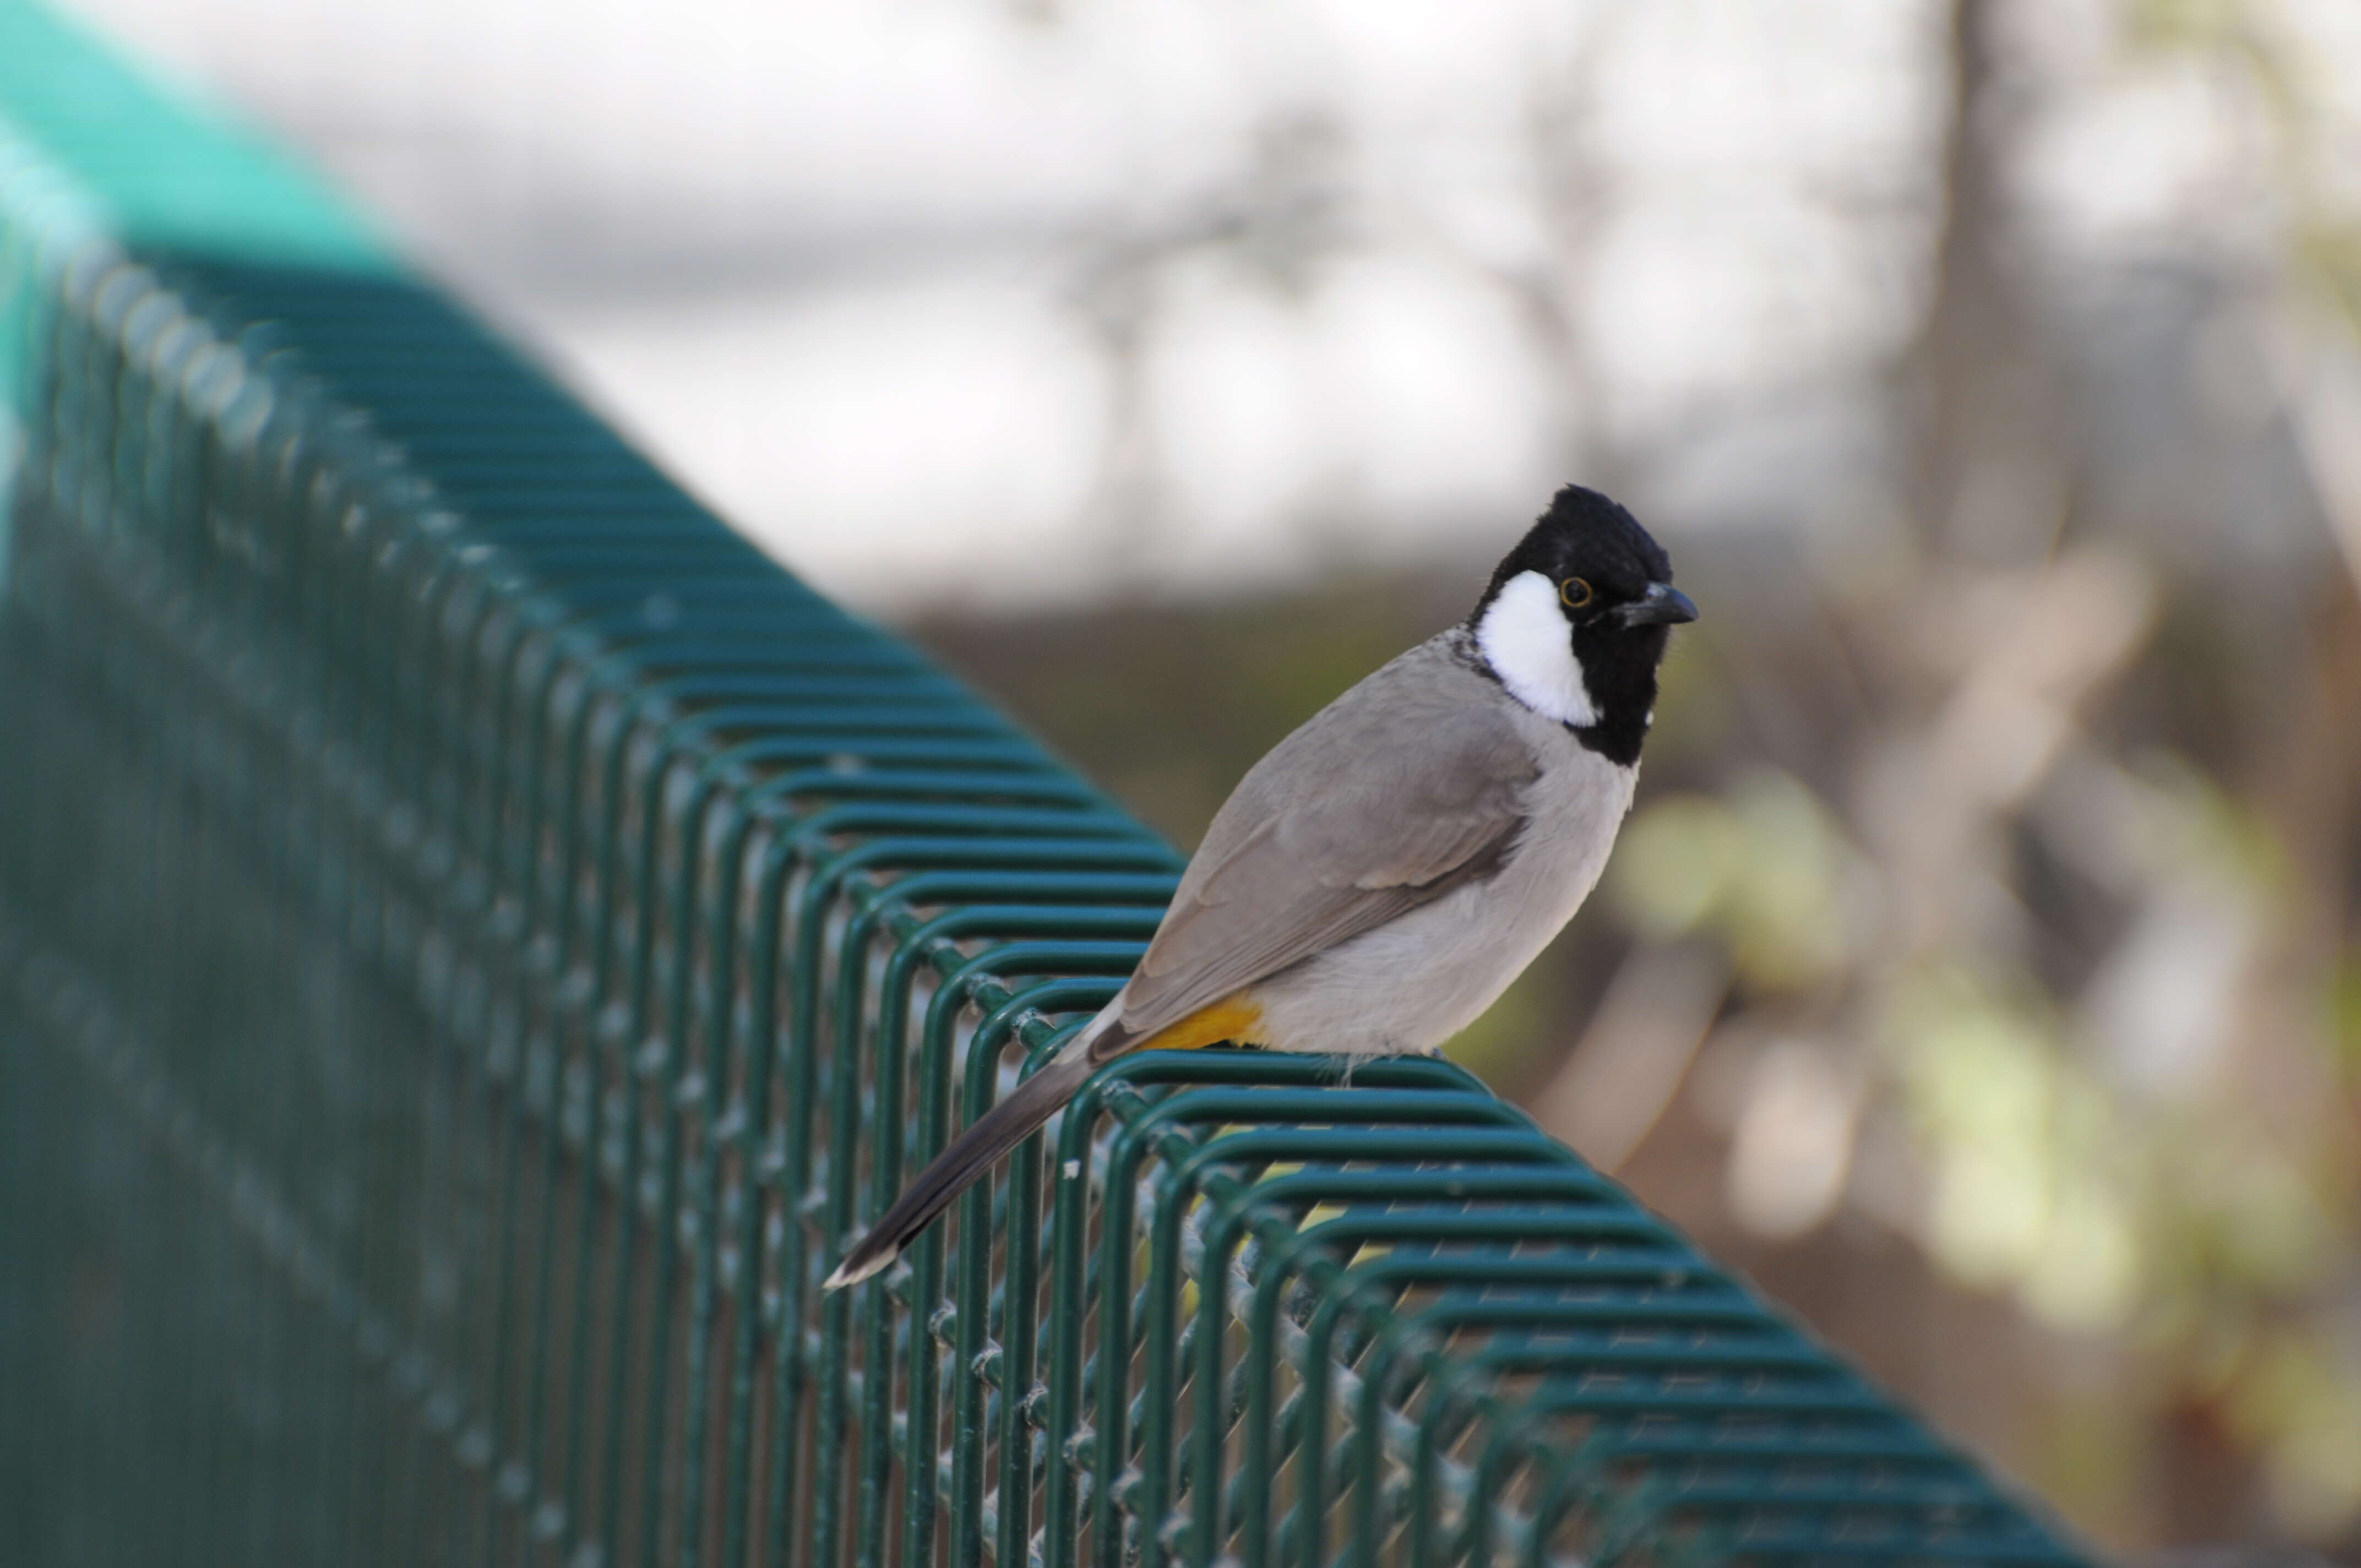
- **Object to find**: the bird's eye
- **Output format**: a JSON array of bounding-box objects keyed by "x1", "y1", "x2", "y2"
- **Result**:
[{"x1": 1560, "y1": 578, "x2": 1595, "y2": 610}]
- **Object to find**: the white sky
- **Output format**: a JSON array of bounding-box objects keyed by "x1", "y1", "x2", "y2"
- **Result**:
[{"x1": 59, "y1": 0, "x2": 2336, "y2": 612}]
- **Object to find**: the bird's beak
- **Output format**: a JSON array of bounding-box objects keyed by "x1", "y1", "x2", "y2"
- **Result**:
[{"x1": 1616, "y1": 581, "x2": 1698, "y2": 628}]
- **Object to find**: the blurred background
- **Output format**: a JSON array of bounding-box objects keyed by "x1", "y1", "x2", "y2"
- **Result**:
[{"x1": 53, "y1": 0, "x2": 2361, "y2": 1554}]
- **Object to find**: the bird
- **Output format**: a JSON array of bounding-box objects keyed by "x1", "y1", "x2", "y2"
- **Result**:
[{"x1": 824, "y1": 484, "x2": 1696, "y2": 1290}]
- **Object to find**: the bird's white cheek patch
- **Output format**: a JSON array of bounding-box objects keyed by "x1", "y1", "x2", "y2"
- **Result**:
[{"x1": 1476, "y1": 571, "x2": 1597, "y2": 727}]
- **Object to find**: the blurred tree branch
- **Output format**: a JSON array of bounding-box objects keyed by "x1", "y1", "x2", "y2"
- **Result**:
[{"x1": 1908, "y1": 0, "x2": 2071, "y2": 567}]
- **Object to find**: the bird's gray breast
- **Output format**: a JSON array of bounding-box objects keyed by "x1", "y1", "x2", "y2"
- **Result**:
[{"x1": 1250, "y1": 697, "x2": 1638, "y2": 1055}]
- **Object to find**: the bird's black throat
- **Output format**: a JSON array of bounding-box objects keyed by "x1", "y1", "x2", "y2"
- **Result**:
[{"x1": 1564, "y1": 622, "x2": 1664, "y2": 766}]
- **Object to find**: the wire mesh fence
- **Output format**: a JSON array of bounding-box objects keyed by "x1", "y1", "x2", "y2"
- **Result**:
[{"x1": 0, "y1": 9, "x2": 2094, "y2": 1566}]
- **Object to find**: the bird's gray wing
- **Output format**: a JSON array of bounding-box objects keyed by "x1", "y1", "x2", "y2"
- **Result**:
[{"x1": 1103, "y1": 644, "x2": 1539, "y2": 1052}]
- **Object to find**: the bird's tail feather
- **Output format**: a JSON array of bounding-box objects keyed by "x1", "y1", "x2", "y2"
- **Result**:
[{"x1": 822, "y1": 1034, "x2": 1111, "y2": 1291}]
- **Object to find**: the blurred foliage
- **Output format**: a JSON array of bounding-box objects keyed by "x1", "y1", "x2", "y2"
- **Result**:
[{"x1": 1610, "y1": 770, "x2": 1856, "y2": 993}]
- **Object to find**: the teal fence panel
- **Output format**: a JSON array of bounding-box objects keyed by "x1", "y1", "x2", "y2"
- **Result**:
[{"x1": 0, "y1": 8, "x2": 2095, "y2": 1565}]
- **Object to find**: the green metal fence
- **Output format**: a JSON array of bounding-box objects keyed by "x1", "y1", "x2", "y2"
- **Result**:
[{"x1": 0, "y1": 9, "x2": 2095, "y2": 1566}]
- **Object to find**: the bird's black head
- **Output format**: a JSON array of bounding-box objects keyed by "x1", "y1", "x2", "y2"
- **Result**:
[{"x1": 1466, "y1": 485, "x2": 1696, "y2": 766}]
